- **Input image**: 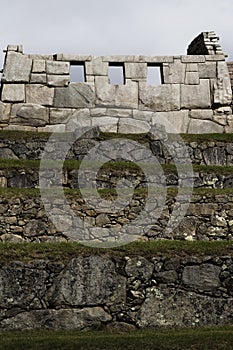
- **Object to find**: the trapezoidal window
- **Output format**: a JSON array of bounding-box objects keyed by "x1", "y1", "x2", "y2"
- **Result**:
[
  {"x1": 147, "y1": 64, "x2": 163, "y2": 85},
  {"x1": 108, "y1": 63, "x2": 125, "y2": 85},
  {"x1": 70, "y1": 62, "x2": 86, "y2": 82}
]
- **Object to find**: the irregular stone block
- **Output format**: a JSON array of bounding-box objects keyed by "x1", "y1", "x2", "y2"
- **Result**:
[
  {"x1": 38, "y1": 124, "x2": 66, "y2": 132},
  {"x1": 133, "y1": 110, "x2": 153, "y2": 121},
  {"x1": 213, "y1": 62, "x2": 232, "y2": 105},
  {"x1": 137, "y1": 56, "x2": 174, "y2": 63},
  {"x1": 26, "y1": 84, "x2": 54, "y2": 106},
  {"x1": 139, "y1": 83, "x2": 180, "y2": 112},
  {"x1": 185, "y1": 72, "x2": 199, "y2": 85},
  {"x1": 54, "y1": 83, "x2": 95, "y2": 108},
  {"x1": 152, "y1": 111, "x2": 189, "y2": 133},
  {"x1": 48, "y1": 256, "x2": 126, "y2": 306},
  {"x1": 163, "y1": 60, "x2": 186, "y2": 84},
  {"x1": 0, "y1": 148, "x2": 18, "y2": 159},
  {"x1": 202, "y1": 147, "x2": 226, "y2": 165},
  {"x1": 107, "y1": 108, "x2": 133, "y2": 118},
  {"x1": 125, "y1": 63, "x2": 147, "y2": 79},
  {"x1": 92, "y1": 116, "x2": 118, "y2": 132},
  {"x1": 10, "y1": 103, "x2": 49, "y2": 126},
  {"x1": 1, "y1": 84, "x2": 25, "y2": 102},
  {"x1": 30, "y1": 74, "x2": 47, "y2": 84},
  {"x1": 50, "y1": 108, "x2": 76, "y2": 124},
  {"x1": 125, "y1": 257, "x2": 154, "y2": 281},
  {"x1": 65, "y1": 109, "x2": 91, "y2": 131},
  {"x1": 2, "y1": 52, "x2": 32, "y2": 82},
  {"x1": 205, "y1": 55, "x2": 225, "y2": 61},
  {"x1": 181, "y1": 55, "x2": 205, "y2": 63},
  {"x1": 198, "y1": 62, "x2": 217, "y2": 78},
  {"x1": 182, "y1": 264, "x2": 221, "y2": 291},
  {"x1": 188, "y1": 119, "x2": 223, "y2": 133},
  {"x1": 46, "y1": 61, "x2": 69, "y2": 75},
  {"x1": 181, "y1": 80, "x2": 211, "y2": 109},
  {"x1": 85, "y1": 57, "x2": 108, "y2": 76},
  {"x1": 118, "y1": 118, "x2": 150, "y2": 133},
  {"x1": 55, "y1": 54, "x2": 92, "y2": 61},
  {"x1": 47, "y1": 74, "x2": 69, "y2": 87},
  {"x1": 189, "y1": 109, "x2": 213, "y2": 120},
  {"x1": 32, "y1": 59, "x2": 46, "y2": 73}
]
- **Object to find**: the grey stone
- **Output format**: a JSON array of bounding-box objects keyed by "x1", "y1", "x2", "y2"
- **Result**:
[
  {"x1": 181, "y1": 79, "x2": 211, "y2": 109},
  {"x1": 1, "y1": 84, "x2": 25, "y2": 102},
  {"x1": 56, "y1": 54, "x2": 92, "y2": 62},
  {"x1": 48, "y1": 256, "x2": 126, "y2": 306},
  {"x1": 181, "y1": 55, "x2": 206, "y2": 63},
  {"x1": 139, "y1": 83, "x2": 180, "y2": 112},
  {"x1": 182, "y1": 264, "x2": 221, "y2": 291},
  {"x1": 0, "y1": 148, "x2": 19, "y2": 159},
  {"x1": 50, "y1": 108, "x2": 76, "y2": 124},
  {"x1": 203, "y1": 147, "x2": 226, "y2": 166},
  {"x1": 118, "y1": 118, "x2": 150, "y2": 133},
  {"x1": 198, "y1": 62, "x2": 217, "y2": 78},
  {"x1": 186, "y1": 63, "x2": 198, "y2": 72},
  {"x1": 30, "y1": 74, "x2": 47, "y2": 84},
  {"x1": 163, "y1": 60, "x2": 186, "y2": 84},
  {"x1": 152, "y1": 111, "x2": 189, "y2": 133},
  {"x1": 47, "y1": 75, "x2": 69, "y2": 87},
  {"x1": 11, "y1": 103, "x2": 49, "y2": 126},
  {"x1": 46, "y1": 61, "x2": 69, "y2": 75},
  {"x1": 92, "y1": 117, "x2": 118, "y2": 132},
  {"x1": 32, "y1": 59, "x2": 46, "y2": 73},
  {"x1": 85, "y1": 57, "x2": 108, "y2": 76},
  {"x1": 54, "y1": 83, "x2": 95, "y2": 108},
  {"x1": 0, "y1": 307, "x2": 111, "y2": 330},
  {"x1": 26, "y1": 84, "x2": 54, "y2": 106},
  {"x1": 188, "y1": 119, "x2": 223, "y2": 134},
  {"x1": 2, "y1": 52, "x2": 32, "y2": 82},
  {"x1": 185, "y1": 71, "x2": 199, "y2": 85},
  {"x1": 125, "y1": 257, "x2": 154, "y2": 282},
  {"x1": 125, "y1": 63, "x2": 147, "y2": 79},
  {"x1": 213, "y1": 62, "x2": 232, "y2": 105},
  {"x1": 0, "y1": 234, "x2": 24, "y2": 242},
  {"x1": 189, "y1": 109, "x2": 213, "y2": 120}
]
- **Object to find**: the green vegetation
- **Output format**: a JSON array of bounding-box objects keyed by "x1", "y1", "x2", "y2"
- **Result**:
[
  {"x1": 0, "y1": 326, "x2": 233, "y2": 350},
  {"x1": 0, "y1": 240, "x2": 232, "y2": 264}
]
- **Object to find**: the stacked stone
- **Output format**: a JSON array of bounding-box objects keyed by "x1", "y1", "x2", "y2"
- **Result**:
[
  {"x1": 0, "y1": 31, "x2": 232, "y2": 134},
  {"x1": 187, "y1": 31, "x2": 225, "y2": 56},
  {"x1": 227, "y1": 62, "x2": 233, "y2": 91}
]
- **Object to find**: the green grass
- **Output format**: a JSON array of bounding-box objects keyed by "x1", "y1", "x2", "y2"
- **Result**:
[
  {"x1": 1, "y1": 326, "x2": 233, "y2": 350},
  {"x1": 0, "y1": 240, "x2": 232, "y2": 263}
]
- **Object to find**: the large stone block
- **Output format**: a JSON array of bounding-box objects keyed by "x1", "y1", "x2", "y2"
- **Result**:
[
  {"x1": 152, "y1": 111, "x2": 189, "y2": 133},
  {"x1": 92, "y1": 116, "x2": 118, "y2": 132},
  {"x1": 50, "y1": 108, "x2": 76, "y2": 124},
  {"x1": 198, "y1": 62, "x2": 217, "y2": 78},
  {"x1": 85, "y1": 57, "x2": 108, "y2": 76},
  {"x1": 163, "y1": 60, "x2": 186, "y2": 84},
  {"x1": 26, "y1": 84, "x2": 54, "y2": 106},
  {"x1": 185, "y1": 72, "x2": 199, "y2": 85},
  {"x1": 188, "y1": 119, "x2": 223, "y2": 133},
  {"x1": 10, "y1": 103, "x2": 49, "y2": 126},
  {"x1": 48, "y1": 256, "x2": 126, "y2": 306},
  {"x1": 2, "y1": 52, "x2": 32, "y2": 83},
  {"x1": 118, "y1": 117, "x2": 150, "y2": 133},
  {"x1": 1, "y1": 84, "x2": 25, "y2": 102},
  {"x1": 46, "y1": 61, "x2": 69, "y2": 75},
  {"x1": 189, "y1": 109, "x2": 213, "y2": 120},
  {"x1": 30, "y1": 74, "x2": 47, "y2": 84},
  {"x1": 213, "y1": 62, "x2": 232, "y2": 105},
  {"x1": 182, "y1": 264, "x2": 221, "y2": 291},
  {"x1": 32, "y1": 59, "x2": 46, "y2": 73},
  {"x1": 47, "y1": 74, "x2": 69, "y2": 87},
  {"x1": 65, "y1": 109, "x2": 92, "y2": 131},
  {"x1": 54, "y1": 83, "x2": 95, "y2": 108},
  {"x1": 125, "y1": 63, "x2": 147, "y2": 79},
  {"x1": 139, "y1": 83, "x2": 180, "y2": 112},
  {"x1": 181, "y1": 79, "x2": 211, "y2": 109}
]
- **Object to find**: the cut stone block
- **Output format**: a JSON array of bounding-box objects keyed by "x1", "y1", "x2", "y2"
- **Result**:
[
  {"x1": 10, "y1": 103, "x2": 49, "y2": 126},
  {"x1": 185, "y1": 72, "x2": 199, "y2": 85},
  {"x1": 32, "y1": 59, "x2": 46, "y2": 73},
  {"x1": 139, "y1": 83, "x2": 180, "y2": 112},
  {"x1": 181, "y1": 80, "x2": 211, "y2": 109},
  {"x1": 65, "y1": 109, "x2": 91, "y2": 131},
  {"x1": 188, "y1": 119, "x2": 224, "y2": 133},
  {"x1": 55, "y1": 54, "x2": 92, "y2": 62},
  {"x1": 186, "y1": 63, "x2": 198, "y2": 72},
  {"x1": 85, "y1": 57, "x2": 108, "y2": 76},
  {"x1": 47, "y1": 75, "x2": 69, "y2": 87},
  {"x1": 163, "y1": 60, "x2": 186, "y2": 84},
  {"x1": 1, "y1": 84, "x2": 25, "y2": 102},
  {"x1": 26, "y1": 84, "x2": 54, "y2": 106},
  {"x1": 2, "y1": 52, "x2": 32, "y2": 83},
  {"x1": 54, "y1": 83, "x2": 95, "y2": 108},
  {"x1": 0, "y1": 102, "x2": 11, "y2": 123},
  {"x1": 213, "y1": 62, "x2": 232, "y2": 105},
  {"x1": 92, "y1": 116, "x2": 118, "y2": 132},
  {"x1": 198, "y1": 62, "x2": 217, "y2": 78},
  {"x1": 46, "y1": 61, "x2": 69, "y2": 75},
  {"x1": 152, "y1": 111, "x2": 189, "y2": 133},
  {"x1": 50, "y1": 108, "x2": 76, "y2": 124},
  {"x1": 30, "y1": 74, "x2": 47, "y2": 84},
  {"x1": 125, "y1": 63, "x2": 147, "y2": 79},
  {"x1": 118, "y1": 118, "x2": 150, "y2": 133},
  {"x1": 189, "y1": 109, "x2": 213, "y2": 120},
  {"x1": 181, "y1": 55, "x2": 205, "y2": 63}
]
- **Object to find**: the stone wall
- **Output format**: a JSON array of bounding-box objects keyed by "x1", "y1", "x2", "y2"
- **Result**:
[
  {"x1": 1, "y1": 190, "x2": 233, "y2": 243},
  {"x1": 1, "y1": 253, "x2": 233, "y2": 330},
  {"x1": 0, "y1": 32, "x2": 232, "y2": 134}
]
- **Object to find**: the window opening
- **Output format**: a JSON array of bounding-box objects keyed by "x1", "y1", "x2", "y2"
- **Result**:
[
  {"x1": 70, "y1": 63, "x2": 86, "y2": 82},
  {"x1": 108, "y1": 63, "x2": 125, "y2": 85},
  {"x1": 147, "y1": 65, "x2": 163, "y2": 85}
]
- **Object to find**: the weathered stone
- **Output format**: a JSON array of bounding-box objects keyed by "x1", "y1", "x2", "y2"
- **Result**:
[
  {"x1": 182, "y1": 264, "x2": 221, "y2": 291},
  {"x1": 92, "y1": 117, "x2": 118, "y2": 132},
  {"x1": 0, "y1": 148, "x2": 18, "y2": 159},
  {"x1": 186, "y1": 63, "x2": 198, "y2": 72},
  {"x1": 125, "y1": 63, "x2": 147, "y2": 79},
  {"x1": 30, "y1": 74, "x2": 47, "y2": 84},
  {"x1": 181, "y1": 79, "x2": 211, "y2": 108},
  {"x1": 26, "y1": 84, "x2": 54, "y2": 106},
  {"x1": 54, "y1": 83, "x2": 95, "y2": 108},
  {"x1": 2, "y1": 52, "x2": 32, "y2": 82},
  {"x1": 189, "y1": 109, "x2": 213, "y2": 120},
  {"x1": 0, "y1": 102, "x2": 11, "y2": 123},
  {"x1": 188, "y1": 119, "x2": 223, "y2": 133},
  {"x1": 32, "y1": 59, "x2": 46, "y2": 73},
  {"x1": 0, "y1": 308, "x2": 111, "y2": 331},
  {"x1": 213, "y1": 62, "x2": 232, "y2": 105},
  {"x1": 125, "y1": 257, "x2": 154, "y2": 282},
  {"x1": 48, "y1": 256, "x2": 126, "y2": 306},
  {"x1": 118, "y1": 118, "x2": 150, "y2": 133},
  {"x1": 198, "y1": 62, "x2": 217, "y2": 78},
  {"x1": 11, "y1": 103, "x2": 49, "y2": 126},
  {"x1": 185, "y1": 71, "x2": 199, "y2": 85},
  {"x1": 85, "y1": 57, "x2": 108, "y2": 76},
  {"x1": 0, "y1": 176, "x2": 7, "y2": 187},
  {"x1": 187, "y1": 203, "x2": 218, "y2": 215},
  {"x1": 163, "y1": 60, "x2": 186, "y2": 84},
  {"x1": 50, "y1": 108, "x2": 76, "y2": 124},
  {"x1": 203, "y1": 147, "x2": 226, "y2": 165},
  {"x1": 139, "y1": 83, "x2": 180, "y2": 112},
  {"x1": 152, "y1": 110, "x2": 189, "y2": 133},
  {"x1": 56, "y1": 54, "x2": 92, "y2": 62},
  {"x1": 47, "y1": 75, "x2": 69, "y2": 87},
  {"x1": 181, "y1": 55, "x2": 206, "y2": 63},
  {"x1": 46, "y1": 61, "x2": 69, "y2": 75},
  {"x1": 0, "y1": 234, "x2": 24, "y2": 242},
  {"x1": 38, "y1": 124, "x2": 66, "y2": 132},
  {"x1": 65, "y1": 108, "x2": 91, "y2": 131},
  {"x1": 1, "y1": 84, "x2": 25, "y2": 102}
]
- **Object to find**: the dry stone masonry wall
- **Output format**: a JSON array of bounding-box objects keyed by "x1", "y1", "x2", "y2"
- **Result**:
[{"x1": 0, "y1": 31, "x2": 232, "y2": 134}]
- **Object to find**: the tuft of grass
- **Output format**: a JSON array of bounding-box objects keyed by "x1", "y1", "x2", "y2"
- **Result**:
[{"x1": 1, "y1": 326, "x2": 233, "y2": 350}]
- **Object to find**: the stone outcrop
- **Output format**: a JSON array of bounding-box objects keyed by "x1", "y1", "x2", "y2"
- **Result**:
[
  {"x1": 0, "y1": 254, "x2": 233, "y2": 330},
  {"x1": 0, "y1": 32, "x2": 232, "y2": 134}
]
